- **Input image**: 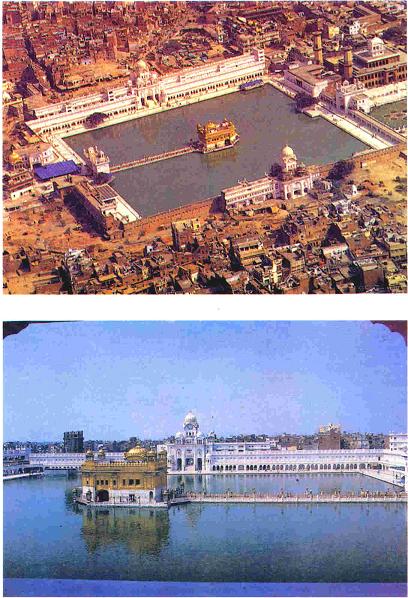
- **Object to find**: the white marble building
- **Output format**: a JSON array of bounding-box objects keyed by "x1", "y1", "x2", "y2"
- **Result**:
[
  {"x1": 166, "y1": 413, "x2": 407, "y2": 489},
  {"x1": 222, "y1": 145, "x2": 320, "y2": 210},
  {"x1": 26, "y1": 48, "x2": 265, "y2": 136}
]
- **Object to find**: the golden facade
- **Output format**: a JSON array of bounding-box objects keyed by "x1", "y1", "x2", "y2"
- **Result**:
[
  {"x1": 80, "y1": 446, "x2": 167, "y2": 505},
  {"x1": 196, "y1": 120, "x2": 239, "y2": 153}
]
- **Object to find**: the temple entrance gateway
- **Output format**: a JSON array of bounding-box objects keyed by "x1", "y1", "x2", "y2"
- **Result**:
[{"x1": 97, "y1": 489, "x2": 109, "y2": 502}]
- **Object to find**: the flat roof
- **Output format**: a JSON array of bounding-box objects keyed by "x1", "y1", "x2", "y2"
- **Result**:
[{"x1": 34, "y1": 160, "x2": 80, "y2": 181}]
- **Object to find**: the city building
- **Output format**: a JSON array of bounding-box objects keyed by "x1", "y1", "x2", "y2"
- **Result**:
[
  {"x1": 284, "y1": 63, "x2": 341, "y2": 98},
  {"x1": 339, "y1": 37, "x2": 407, "y2": 89},
  {"x1": 388, "y1": 433, "x2": 408, "y2": 453},
  {"x1": 3, "y1": 448, "x2": 43, "y2": 477},
  {"x1": 318, "y1": 423, "x2": 341, "y2": 450},
  {"x1": 63, "y1": 430, "x2": 84, "y2": 453},
  {"x1": 9, "y1": 142, "x2": 55, "y2": 170},
  {"x1": 165, "y1": 413, "x2": 404, "y2": 479},
  {"x1": 80, "y1": 446, "x2": 167, "y2": 505}
]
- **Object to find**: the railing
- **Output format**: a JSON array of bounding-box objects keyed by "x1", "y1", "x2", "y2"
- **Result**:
[
  {"x1": 111, "y1": 146, "x2": 196, "y2": 173},
  {"x1": 186, "y1": 491, "x2": 407, "y2": 503}
]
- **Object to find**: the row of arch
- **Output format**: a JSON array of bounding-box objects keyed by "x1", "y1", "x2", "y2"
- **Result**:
[
  {"x1": 212, "y1": 462, "x2": 371, "y2": 472},
  {"x1": 166, "y1": 71, "x2": 264, "y2": 101}
]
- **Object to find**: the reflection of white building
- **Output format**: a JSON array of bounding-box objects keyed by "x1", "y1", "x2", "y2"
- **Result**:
[
  {"x1": 27, "y1": 48, "x2": 265, "y2": 136},
  {"x1": 166, "y1": 413, "x2": 408, "y2": 489}
]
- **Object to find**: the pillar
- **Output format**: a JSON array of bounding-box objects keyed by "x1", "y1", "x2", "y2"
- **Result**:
[
  {"x1": 343, "y1": 47, "x2": 353, "y2": 81},
  {"x1": 313, "y1": 31, "x2": 323, "y2": 65}
]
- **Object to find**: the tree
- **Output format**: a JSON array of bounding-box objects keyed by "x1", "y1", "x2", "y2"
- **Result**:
[
  {"x1": 295, "y1": 92, "x2": 318, "y2": 112},
  {"x1": 270, "y1": 162, "x2": 282, "y2": 177},
  {"x1": 328, "y1": 160, "x2": 354, "y2": 180},
  {"x1": 287, "y1": 47, "x2": 304, "y2": 63}
]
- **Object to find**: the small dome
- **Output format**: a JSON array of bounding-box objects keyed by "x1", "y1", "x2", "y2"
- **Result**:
[
  {"x1": 9, "y1": 149, "x2": 21, "y2": 164},
  {"x1": 184, "y1": 411, "x2": 198, "y2": 426},
  {"x1": 371, "y1": 36, "x2": 383, "y2": 45},
  {"x1": 136, "y1": 59, "x2": 148, "y2": 71},
  {"x1": 175, "y1": 431, "x2": 183, "y2": 439},
  {"x1": 282, "y1": 145, "x2": 295, "y2": 158},
  {"x1": 97, "y1": 448, "x2": 105, "y2": 456},
  {"x1": 85, "y1": 449, "x2": 94, "y2": 459}
]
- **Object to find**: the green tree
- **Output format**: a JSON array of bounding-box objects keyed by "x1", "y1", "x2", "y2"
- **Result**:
[
  {"x1": 295, "y1": 92, "x2": 317, "y2": 112},
  {"x1": 328, "y1": 160, "x2": 354, "y2": 180}
]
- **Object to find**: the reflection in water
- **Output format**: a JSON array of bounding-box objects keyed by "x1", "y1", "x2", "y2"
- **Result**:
[
  {"x1": 79, "y1": 506, "x2": 170, "y2": 556},
  {"x1": 4, "y1": 474, "x2": 407, "y2": 583},
  {"x1": 167, "y1": 472, "x2": 395, "y2": 495}
]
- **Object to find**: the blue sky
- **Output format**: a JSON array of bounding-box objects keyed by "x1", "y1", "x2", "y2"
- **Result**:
[{"x1": 3, "y1": 321, "x2": 406, "y2": 441}]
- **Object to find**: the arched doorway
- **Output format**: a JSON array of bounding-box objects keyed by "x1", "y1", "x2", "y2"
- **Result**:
[
  {"x1": 197, "y1": 458, "x2": 202, "y2": 471},
  {"x1": 97, "y1": 489, "x2": 109, "y2": 502},
  {"x1": 176, "y1": 458, "x2": 182, "y2": 471},
  {"x1": 149, "y1": 491, "x2": 154, "y2": 502}
]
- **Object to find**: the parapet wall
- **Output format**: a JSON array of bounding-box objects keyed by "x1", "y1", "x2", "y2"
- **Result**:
[{"x1": 318, "y1": 143, "x2": 406, "y2": 178}]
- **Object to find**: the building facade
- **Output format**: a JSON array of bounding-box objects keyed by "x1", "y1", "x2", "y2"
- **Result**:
[
  {"x1": 222, "y1": 145, "x2": 320, "y2": 210},
  {"x1": 166, "y1": 413, "x2": 407, "y2": 485},
  {"x1": 388, "y1": 433, "x2": 408, "y2": 453},
  {"x1": 26, "y1": 48, "x2": 265, "y2": 136},
  {"x1": 63, "y1": 430, "x2": 84, "y2": 453},
  {"x1": 340, "y1": 37, "x2": 407, "y2": 89},
  {"x1": 80, "y1": 446, "x2": 167, "y2": 505},
  {"x1": 318, "y1": 423, "x2": 341, "y2": 450}
]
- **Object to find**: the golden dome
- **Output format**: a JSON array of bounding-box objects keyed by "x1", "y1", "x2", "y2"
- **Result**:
[
  {"x1": 282, "y1": 145, "x2": 295, "y2": 159},
  {"x1": 9, "y1": 149, "x2": 21, "y2": 164},
  {"x1": 125, "y1": 445, "x2": 148, "y2": 460}
]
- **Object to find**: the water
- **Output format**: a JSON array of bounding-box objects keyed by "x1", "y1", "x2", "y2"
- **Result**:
[
  {"x1": 4, "y1": 474, "x2": 406, "y2": 584},
  {"x1": 167, "y1": 472, "x2": 403, "y2": 495},
  {"x1": 65, "y1": 86, "x2": 368, "y2": 216},
  {"x1": 371, "y1": 100, "x2": 406, "y2": 129}
]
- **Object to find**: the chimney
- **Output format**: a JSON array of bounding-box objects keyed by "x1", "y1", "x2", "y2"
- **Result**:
[
  {"x1": 313, "y1": 31, "x2": 323, "y2": 65},
  {"x1": 343, "y1": 47, "x2": 353, "y2": 81}
]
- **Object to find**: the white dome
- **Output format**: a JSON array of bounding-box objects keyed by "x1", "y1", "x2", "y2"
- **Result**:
[
  {"x1": 184, "y1": 411, "x2": 198, "y2": 426},
  {"x1": 136, "y1": 59, "x2": 148, "y2": 71},
  {"x1": 175, "y1": 431, "x2": 183, "y2": 439},
  {"x1": 282, "y1": 145, "x2": 295, "y2": 158},
  {"x1": 371, "y1": 36, "x2": 383, "y2": 45}
]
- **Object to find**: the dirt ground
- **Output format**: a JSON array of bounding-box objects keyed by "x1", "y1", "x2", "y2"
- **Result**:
[{"x1": 350, "y1": 154, "x2": 407, "y2": 225}]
